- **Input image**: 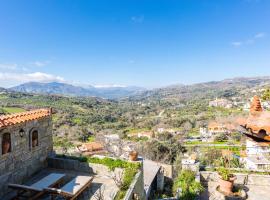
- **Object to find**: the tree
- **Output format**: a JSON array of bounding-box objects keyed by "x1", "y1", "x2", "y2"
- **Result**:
[
  {"x1": 140, "y1": 137, "x2": 186, "y2": 164},
  {"x1": 214, "y1": 133, "x2": 228, "y2": 142},
  {"x1": 262, "y1": 88, "x2": 270, "y2": 101}
]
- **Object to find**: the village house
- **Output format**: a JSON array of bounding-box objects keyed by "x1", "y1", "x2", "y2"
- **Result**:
[
  {"x1": 209, "y1": 98, "x2": 233, "y2": 108},
  {"x1": 208, "y1": 122, "x2": 228, "y2": 134},
  {"x1": 103, "y1": 134, "x2": 136, "y2": 158},
  {"x1": 244, "y1": 155, "x2": 270, "y2": 170},
  {"x1": 0, "y1": 109, "x2": 53, "y2": 198},
  {"x1": 77, "y1": 141, "x2": 107, "y2": 156},
  {"x1": 129, "y1": 131, "x2": 154, "y2": 139}
]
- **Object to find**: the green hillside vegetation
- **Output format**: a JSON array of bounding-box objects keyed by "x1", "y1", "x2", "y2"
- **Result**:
[
  {"x1": 0, "y1": 77, "x2": 267, "y2": 159},
  {"x1": 1, "y1": 107, "x2": 26, "y2": 114}
]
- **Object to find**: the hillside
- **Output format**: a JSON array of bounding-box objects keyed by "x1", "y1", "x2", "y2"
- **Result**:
[
  {"x1": 1, "y1": 76, "x2": 269, "y2": 146},
  {"x1": 10, "y1": 82, "x2": 145, "y2": 99},
  {"x1": 132, "y1": 76, "x2": 270, "y2": 102}
]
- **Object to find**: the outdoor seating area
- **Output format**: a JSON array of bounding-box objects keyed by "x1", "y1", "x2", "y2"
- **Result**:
[
  {"x1": 6, "y1": 171, "x2": 94, "y2": 200},
  {"x1": 3, "y1": 166, "x2": 118, "y2": 200},
  {"x1": 8, "y1": 173, "x2": 65, "y2": 200}
]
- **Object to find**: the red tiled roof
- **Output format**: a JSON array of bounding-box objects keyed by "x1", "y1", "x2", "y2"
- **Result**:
[
  {"x1": 0, "y1": 109, "x2": 51, "y2": 128},
  {"x1": 78, "y1": 142, "x2": 104, "y2": 152}
]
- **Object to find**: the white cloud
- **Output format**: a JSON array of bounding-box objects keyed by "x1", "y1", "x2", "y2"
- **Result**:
[
  {"x1": 231, "y1": 32, "x2": 267, "y2": 47},
  {"x1": 131, "y1": 15, "x2": 144, "y2": 23},
  {"x1": 30, "y1": 61, "x2": 50, "y2": 67},
  {"x1": 0, "y1": 72, "x2": 65, "y2": 83},
  {"x1": 0, "y1": 63, "x2": 18, "y2": 70}
]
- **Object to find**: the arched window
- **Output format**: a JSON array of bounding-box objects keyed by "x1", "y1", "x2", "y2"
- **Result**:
[
  {"x1": 2, "y1": 133, "x2": 11, "y2": 155},
  {"x1": 32, "y1": 130, "x2": 38, "y2": 148}
]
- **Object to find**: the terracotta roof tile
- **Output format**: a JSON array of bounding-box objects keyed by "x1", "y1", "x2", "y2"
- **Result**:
[{"x1": 0, "y1": 109, "x2": 51, "y2": 128}]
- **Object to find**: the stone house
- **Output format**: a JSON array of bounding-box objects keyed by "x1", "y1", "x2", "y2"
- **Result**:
[{"x1": 0, "y1": 109, "x2": 53, "y2": 198}]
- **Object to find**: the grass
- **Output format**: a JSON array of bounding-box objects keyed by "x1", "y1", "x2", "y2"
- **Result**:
[{"x1": 2, "y1": 107, "x2": 26, "y2": 113}]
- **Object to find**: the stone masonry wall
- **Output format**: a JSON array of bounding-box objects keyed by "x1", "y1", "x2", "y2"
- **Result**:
[
  {"x1": 0, "y1": 116, "x2": 53, "y2": 198},
  {"x1": 124, "y1": 171, "x2": 146, "y2": 200},
  {"x1": 200, "y1": 171, "x2": 270, "y2": 186}
]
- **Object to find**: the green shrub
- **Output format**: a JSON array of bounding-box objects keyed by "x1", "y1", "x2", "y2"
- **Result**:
[
  {"x1": 214, "y1": 133, "x2": 228, "y2": 142},
  {"x1": 87, "y1": 157, "x2": 140, "y2": 170},
  {"x1": 173, "y1": 170, "x2": 204, "y2": 200},
  {"x1": 217, "y1": 167, "x2": 233, "y2": 181},
  {"x1": 121, "y1": 167, "x2": 138, "y2": 190}
]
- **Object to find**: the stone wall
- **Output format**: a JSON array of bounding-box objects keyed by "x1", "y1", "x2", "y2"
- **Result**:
[
  {"x1": 47, "y1": 157, "x2": 93, "y2": 174},
  {"x1": 200, "y1": 171, "x2": 270, "y2": 186},
  {"x1": 124, "y1": 171, "x2": 146, "y2": 200},
  {"x1": 0, "y1": 116, "x2": 53, "y2": 198}
]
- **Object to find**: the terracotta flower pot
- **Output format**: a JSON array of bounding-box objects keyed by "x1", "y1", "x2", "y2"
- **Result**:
[
  {"x1": 218, "y1": 176, "x2": 236, "y2": 194},
  {"x1": 129, "y1": 151, "x2": 138, "y2": 161},
  {"x1": 2, "y1": 141, "x2": 10, "y2": 154}
]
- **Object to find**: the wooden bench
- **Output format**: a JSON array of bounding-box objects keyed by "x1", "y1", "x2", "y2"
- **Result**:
[
  {"x1": 9, "y1": 173, "x2": 65, "y2": 200},
  {"x1": 44, "y1": 175, "x2": 94, "y2": 200}
]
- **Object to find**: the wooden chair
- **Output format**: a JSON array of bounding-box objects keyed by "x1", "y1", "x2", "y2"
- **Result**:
[
  {"x1": 44, "y1": 175, "x2": 94, "y2": 200},
  {"x1": 8, "y1": 173, "x2": 65, "y2": 200}
]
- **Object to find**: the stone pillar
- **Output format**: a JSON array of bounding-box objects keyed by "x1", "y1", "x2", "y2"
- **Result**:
[{"x1": 157, "y1": 168, "x2": 164, "y2": 192}]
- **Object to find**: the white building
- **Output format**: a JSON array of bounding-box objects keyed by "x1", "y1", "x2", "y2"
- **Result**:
[
  {"x1": 246, "y1": 139, "x2": 270, "y2": 155},
  {"x1": 209, "y1": 98, "x2": 233, "y2": 108},
  {"x1": 200, "y1": 127, "x2": 211, "y2": 137},
  {"x1": 242, "y1": 139, "x2": 270, "y2": 170},
  {"x1": 244, "y1": 155, "x2": 270, "y2": 170},
  {"x1": 181, "y1": 158, "x2": 200, "y2": 172}
]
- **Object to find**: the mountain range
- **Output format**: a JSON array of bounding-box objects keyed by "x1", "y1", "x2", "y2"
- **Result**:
[
  {"x1": 8, "y1": 76, "x2": 270, "y2": 100},
  {"x1": 10, "y1": 82, "x2": 145, "y2": 99}
]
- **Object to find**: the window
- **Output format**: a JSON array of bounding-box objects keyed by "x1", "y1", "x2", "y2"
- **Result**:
[
  {"x1": 2, "y1": 133, "x2": 11, "y2": 155},
  {"x1": 32, "y1": 130, "x2": 38, "y2": 148}
]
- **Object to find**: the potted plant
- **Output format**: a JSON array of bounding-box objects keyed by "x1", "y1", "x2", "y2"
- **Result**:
[
  {"x1": 217, "y1": 167, "x2": 236, "y2": 194},
  {"x1": 129, "y1": 151, "x2": 138, "y2": 161}
]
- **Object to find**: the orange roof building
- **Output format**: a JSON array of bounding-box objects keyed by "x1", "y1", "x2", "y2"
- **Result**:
[
  {"x1": 77, "y1": 142, "x2": 106, "y2": 156},
  {"x1": 0, "y1": 108, "x2": 53, "y2": 198},
  {"x1": 208, "y1": 122, "x2": 227, "y2": 133},
  {"x1": 0, "y1": 108, "x2": 52, "y2": 128}
]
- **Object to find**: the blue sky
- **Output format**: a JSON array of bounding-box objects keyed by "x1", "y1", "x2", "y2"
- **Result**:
[{"x1": 0, "y1": 0, "x2": 269, "y2": 88}]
